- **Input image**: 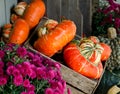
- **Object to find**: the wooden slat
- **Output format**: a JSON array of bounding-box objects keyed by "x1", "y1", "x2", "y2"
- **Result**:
[
  {"x1": 4, "y1": 0, "x2": 17, "y2": 23},
  {"x1": 65, "y1": 84, "x2": 85, "y2": 94},
  {"x1": 61, "y1": 0, "x2": 83, "y2": 36},
  {"x1": 45, "y1": 0, "x2": 61, "y2": 21},
  {"x1": 79, "y1": 0, "x2": 92, "y2": 37},
  {"x1": 0, "y1": 0, "x2": 6, "y2": 26}
]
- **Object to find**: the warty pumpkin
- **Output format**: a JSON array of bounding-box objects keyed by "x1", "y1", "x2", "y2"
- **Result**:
[
  {"x1": 34, "y1": 19, "x2": 76, "y2": 57},
  {"x1": 63, "y1": 42, "x2": 103, "y2": 79}
]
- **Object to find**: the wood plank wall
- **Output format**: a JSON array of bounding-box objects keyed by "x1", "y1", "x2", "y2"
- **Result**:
[{"x1": 0, "y1": 0, "x2": 17, "y2": 26}]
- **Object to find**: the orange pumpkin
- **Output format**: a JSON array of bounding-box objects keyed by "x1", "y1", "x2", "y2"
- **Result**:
[
  {"x1": 8, "y1": 18, "x2": 29, "y2": 45},
  {"x1": 23, "y1": 0, "x2": 46, "y2": 29},
  {"x1": 63, "y1": 42, "x2": 103, "y2": 79},
  {"x1": 99, "y1": 43, "x2": 112, "y2": 61},
  {"x1": 34, "y1": 20, "x2": 76, "y2": 57}
]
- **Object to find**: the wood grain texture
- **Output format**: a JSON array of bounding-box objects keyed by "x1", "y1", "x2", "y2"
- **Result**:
[{"x1": 0, "y1": 0, "x2": 17, "y2": 26}]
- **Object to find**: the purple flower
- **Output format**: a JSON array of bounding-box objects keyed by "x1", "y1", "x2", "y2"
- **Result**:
[
  {"x1": 12, "y1": 68, "x2": 20, "y2": 77},
  {"x1": 17, "y1": 47, "x2": 27, "y2": 57},
  {"x1": 36, "y1": 67, "x2": 46, "y2": 79},
  {"x1": 6, "y1": 62, "x2": 13, "y2": 67},
  {"x1": 47, "y1": 70, "x2": 55, "y2": 79},
  {"x1": 13, "y1": 75, "x2": 23, "y2": 86},
  {"x1": 26, "y1": 84, "x2": 35, "y2": 91},
  {"x1": 28, "y1": 91, "x2": 35, "y2": 94},
  {"x1": 45, "y1": 88, "x2": 54, "y2": 94},
  {"x1": 21, "y1": 91, "x2": 27, "y2": 94},
  {"x1": 0, "y1": 50, "x2": 5, "y2": 59},
  {"x1": 0, "y1": 61, "x2": 4, "y2": 68},
  {"x1": 0, "y1": 75, "x2": 8, "y2": 85},
  {"x1": 6, "y1": 65, "x2": 15, "y2": 75},
  {"x1": 67, "y1": 88, "x2": 72, "y2": 94},
  {"x1": 0, "y1": 68, "x2": 4, "y2": 75},
  {"x1": 23, "y1": 79, "x2": 30, "y2": 88}
]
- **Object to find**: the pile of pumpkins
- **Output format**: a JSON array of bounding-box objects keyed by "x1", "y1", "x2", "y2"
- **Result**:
[{"x1": 0, "y1": 0, "x2": 112, "y2": 79}]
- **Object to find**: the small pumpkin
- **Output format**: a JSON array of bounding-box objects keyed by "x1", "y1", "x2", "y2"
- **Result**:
[
  {"x1": 34, "y1": 19, "x2": 76, "y2": 57},
  {"x1": 63, "y1": 42, "x2": 103, "y2": 79},
  {"x1": 8, "y1": 18, "x2": 29, "y2": 45},
  {"x1": 23, "y1": 0, "x2": 46, "y2": 29}
]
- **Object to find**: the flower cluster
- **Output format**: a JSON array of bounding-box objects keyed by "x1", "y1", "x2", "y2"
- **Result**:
[
  {"x1": 0, "y1": 41, "x2": 67, "y2": 94},
  {"x1": 92, "y1": 0, "x2": 120, "y2": 36}
]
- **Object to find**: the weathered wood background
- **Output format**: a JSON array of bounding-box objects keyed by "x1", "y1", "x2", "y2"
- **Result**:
[{"x1": 0, "y1": 0, "x2": 97, "y2": 37}]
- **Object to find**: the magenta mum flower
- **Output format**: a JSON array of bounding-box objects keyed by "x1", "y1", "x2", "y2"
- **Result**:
[
  {"x1": 45, "y1": 88, "x2": 54, "y2": 94},
  {"x1": 0, "y1": 50, "x2": 5, "y2": 59},
  {"x1": 0, "y1": 75, "x2": 8, "y2": 85},
  {"x1": 17, "y1": 46, "x2": 27, "y2": 57},
  {"x1": 13, "y1": 75, "x2": 23, "y2": 86},
  {"x1": 23, "y1": 79, "x2": 30, "y2": 88},
  {"x1": 0, "y1": 61, "x2": 4, "y2": 68},
  {"x1": 6, "y1": 65, "x2": 15, "y2": 75}
]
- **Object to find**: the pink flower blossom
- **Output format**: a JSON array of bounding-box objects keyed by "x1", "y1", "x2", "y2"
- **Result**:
[
  {"x1": 6, "y1": 62, "x2": 13, "y2": 67},
  {"x1": 12, "y1": 68, "x2": 20, "y2": 77},
  {"x1": 47, "y1": 70, "x2": 55, "y2": 79},
  {"x1": 0, "y1": 61, "x2": 4, "y2": 68},
  {"x1": 17, "y1": 46, "x2": 27, "y2": 57},
  {"x1": 28, "y1": 91, "x2": 35, "y2": 94},
  {"x1": 67, "y1": 88, "x2": 72, "y2": 94},
  {"x1": 0, "y1": 68, "x2": 4, "y2": 75},
  {"x1": 23, "y1": 79, "x2": 30, "y2": 88},
  {"x1": 26, "y1": 84, "x2": 35, "y2": 91},
  {"x1": 0, "y1": 75, "x2": 8, "y2": 85},
  {"x1": 45, "y1": 88, "x2": 54, "y2": 94},
  {"x1": 13, "y1": 75, "x2": 23, "y2": 86},
  {"x1": 21, "y1": 91, "x2": 27, "y2": 94},
  {"x1": 0, "y1": 50, "x2": 5, "y2": 58},
  {"x1": 6, "y1": 65, "x2": 15, "y2": 75}
]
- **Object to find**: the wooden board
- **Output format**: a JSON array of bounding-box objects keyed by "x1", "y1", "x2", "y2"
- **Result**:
[{"x1": 0, "y1": 0, "x2": 17, "y2": 26}]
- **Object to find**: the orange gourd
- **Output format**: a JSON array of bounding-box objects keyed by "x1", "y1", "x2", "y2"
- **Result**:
[
  {"x1": 8, "y1": 18, "x2": 29, "y2": 45},
  {"x1": 63, "y1": 42, "x2": 103, "y2": 79},
  {"x1": 23, "y1": 0, "x2": 46, "y2": 29},
  {"x1": 34, "y1": 20, "x2": 76, "y2": 57}
]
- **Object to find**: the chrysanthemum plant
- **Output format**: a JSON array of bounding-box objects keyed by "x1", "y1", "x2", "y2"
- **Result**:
[
  {"x1": 0, "y1": 41, "x2": 68, "y2": 94},
  {"x1": 92, "y1": 0, "x2": 120, "y2": 36}
]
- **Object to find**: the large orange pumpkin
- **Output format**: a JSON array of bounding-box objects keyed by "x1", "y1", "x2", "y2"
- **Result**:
[
  {"x1": 8, "y1": 18, "x2": 29, "y2": 45},
  {"x1": 63, "y1": 42, "x2": 103, "y2": 79},
  {"x1": 34, "y1": 20, "x2": 76, "y2": 57},
  {"x1": 23, "y1": 0, "x2": 46, "y2": 29}
]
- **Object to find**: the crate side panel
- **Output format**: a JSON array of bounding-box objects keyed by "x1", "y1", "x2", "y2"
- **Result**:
[
  {"x1": 60, "y1": 64, "x2": 97, "y2": 94},
  {"x1": 66, "y1": 84, "x2": 85, "y2": 94}
]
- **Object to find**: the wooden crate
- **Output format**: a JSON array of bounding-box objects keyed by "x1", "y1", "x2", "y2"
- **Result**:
[{"x1": 24, "y1": 17, "x2": 106, "y2": 94}]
